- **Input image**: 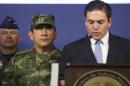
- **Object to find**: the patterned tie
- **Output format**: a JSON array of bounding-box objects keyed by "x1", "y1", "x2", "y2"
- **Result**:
[{"x1": 94, "y1": 40, "x2": 103, "y2": 63}]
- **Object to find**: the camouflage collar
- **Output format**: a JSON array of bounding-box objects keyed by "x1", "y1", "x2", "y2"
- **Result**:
[{"x1": 27, "y1": 47, "x2": 61, "y2": 60}]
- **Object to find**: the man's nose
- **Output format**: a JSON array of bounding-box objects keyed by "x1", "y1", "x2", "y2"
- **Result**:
[
  {"x1": 41, "y1": 28, "x2": 47, "y2": 35},
  {"x1": 7, "y1": 33, "x2": 11, "y2": 37},
  {"x1": 93, "y1": 23, "x2": 99, "y2": 30}
]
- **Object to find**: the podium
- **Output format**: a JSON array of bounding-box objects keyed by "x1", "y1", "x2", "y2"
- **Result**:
[{"x1": 65, "y1": 64, "x2": 130, "y2": 86}]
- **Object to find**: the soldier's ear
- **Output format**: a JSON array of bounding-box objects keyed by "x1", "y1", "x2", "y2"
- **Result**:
[
  {"x1": 53, "y1": 31, "x2": 57, "y2": 40},
  {"x1": 28, "y1": 31, "x2": 33, "y2": 40}
]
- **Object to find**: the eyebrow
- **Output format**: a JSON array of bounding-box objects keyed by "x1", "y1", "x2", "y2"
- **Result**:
[{"x1": 87, "y1": 18, "x2": 105, "y2": 21}]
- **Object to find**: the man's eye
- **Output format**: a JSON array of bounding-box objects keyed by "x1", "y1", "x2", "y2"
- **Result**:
[
  {"x1": 10, "y1": 31, "x2": 17, "y2": 34},
  {"x1": 98, "y1": 20, "x2": 104, "y2": 24},
  {"x1": 88, "y1": 20, "x2": 94, "y2": 24},
  {"x1": 0, "y1": 32, "x2": 8, "y2": 35}
]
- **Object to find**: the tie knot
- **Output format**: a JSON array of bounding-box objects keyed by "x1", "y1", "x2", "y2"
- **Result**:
[{"x1": 95, "y1": 40, "x2": 102, "y2": 45}]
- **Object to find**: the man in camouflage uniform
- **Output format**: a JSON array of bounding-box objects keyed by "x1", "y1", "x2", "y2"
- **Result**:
[{"x1": 1, "y1": 14, "x2": 62, "y2": 86}]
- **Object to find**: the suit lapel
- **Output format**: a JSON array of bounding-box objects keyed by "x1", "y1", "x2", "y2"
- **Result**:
[
  {"x1": 80, "y1": 36, "x2": 97, "y2": 63},
  {"x1": 107, "y1": 34, "x2": 120, "y2": 63}
]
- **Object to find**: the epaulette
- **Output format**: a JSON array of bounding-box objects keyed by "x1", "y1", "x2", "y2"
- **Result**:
[{"x1": 15, "y1": 49, "x2": 32, "y2": 56}]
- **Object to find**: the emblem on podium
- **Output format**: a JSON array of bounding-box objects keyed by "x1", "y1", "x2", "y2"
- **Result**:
[{"x1": 74, "y1": 69, "x2": 130, "y2": 86}]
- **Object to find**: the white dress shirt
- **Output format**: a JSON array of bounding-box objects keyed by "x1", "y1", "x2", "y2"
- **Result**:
[{"x1": 90, "y1": 31, "x2": 109, "y2": 64}]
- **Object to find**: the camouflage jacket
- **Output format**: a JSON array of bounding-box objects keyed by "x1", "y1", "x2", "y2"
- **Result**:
[{"x1": 1, "y1": 48, "x2": 62, "y2": 86}]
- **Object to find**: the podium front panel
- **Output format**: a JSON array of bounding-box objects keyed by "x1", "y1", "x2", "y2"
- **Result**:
[{"x1": 65, "y1": 64, "x2": 130, "y2": 86}]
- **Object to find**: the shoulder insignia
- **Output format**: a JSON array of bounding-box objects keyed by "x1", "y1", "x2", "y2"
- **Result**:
[{"x1": 15, "y1": 49, "x2": 32, "y2": 56}]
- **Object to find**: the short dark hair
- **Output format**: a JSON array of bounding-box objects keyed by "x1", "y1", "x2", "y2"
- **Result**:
[{"x1": 84, "y1": 0, "x2": 112, "y2": 19}]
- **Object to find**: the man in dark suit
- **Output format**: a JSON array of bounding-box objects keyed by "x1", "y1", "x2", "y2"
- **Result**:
[{"x1": 59, "y1": 0, "x2": 130, "y2": 85}]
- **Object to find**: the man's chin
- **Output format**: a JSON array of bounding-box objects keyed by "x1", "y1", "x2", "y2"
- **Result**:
[
  {"x1": 40, "y1": 43, "x2": 51, "y2": 47},
  {"x1": 92, "y1": 36, "x2": 102, "y2": 40}
]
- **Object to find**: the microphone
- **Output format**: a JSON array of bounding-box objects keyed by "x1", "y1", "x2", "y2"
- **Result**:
[{"x1": 88, "y1": 34, "x2": 92, "y2": 39}]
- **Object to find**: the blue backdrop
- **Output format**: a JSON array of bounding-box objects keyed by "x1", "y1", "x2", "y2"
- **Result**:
[{"x1": 0, "y1": 4, "x2": 130, "y2": 50}]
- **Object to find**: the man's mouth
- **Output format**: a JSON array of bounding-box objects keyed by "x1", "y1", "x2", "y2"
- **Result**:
[
  {"x1": 5, "y1": 40, "x2": 13, "y2": 43},
  {"x1": 92, "y1": 32, "x2": 100, "y2": 36}
]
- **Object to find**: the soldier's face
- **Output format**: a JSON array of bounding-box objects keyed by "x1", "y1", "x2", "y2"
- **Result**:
[
  {"x1": 29, "y1": 27, "x2": 56, "y2": 48},
  {"x1": 85, "y1": 10, "x2": 111, "y2": 40},
  {"x1": 0, "y1": 29, "x2": 20, "y2": 48}
]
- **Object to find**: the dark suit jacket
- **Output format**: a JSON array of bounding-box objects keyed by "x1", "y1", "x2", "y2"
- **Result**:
[{"x1": 59, "y1": 33, "x2": 130, "y2": 79}]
